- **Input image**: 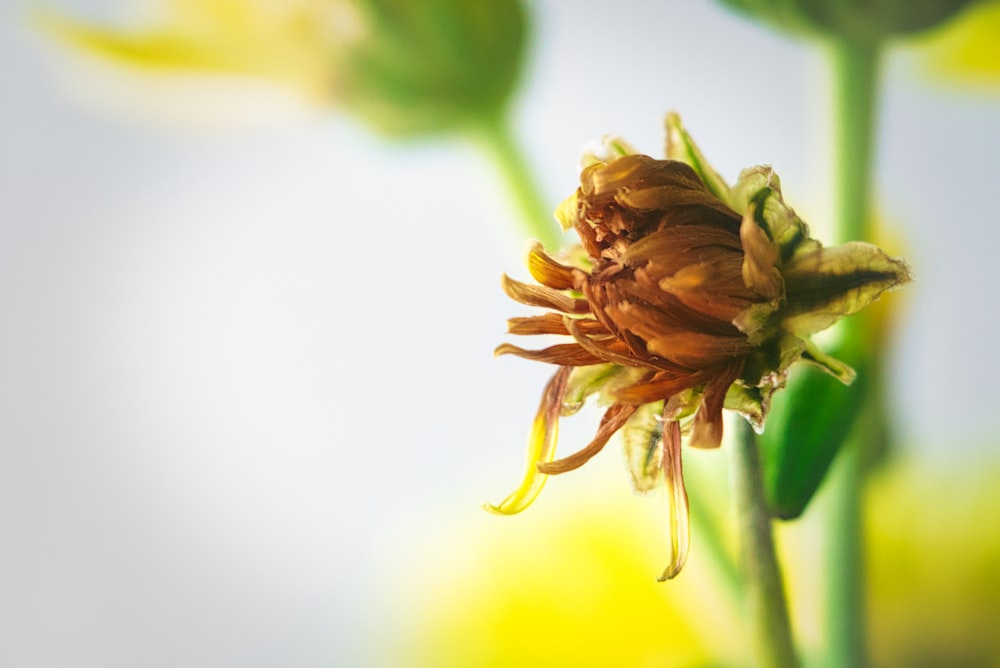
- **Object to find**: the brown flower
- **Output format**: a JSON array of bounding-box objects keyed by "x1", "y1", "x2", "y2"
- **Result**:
[{"x1": 485, "y1": 117, "x2": 910, "y2": 580}]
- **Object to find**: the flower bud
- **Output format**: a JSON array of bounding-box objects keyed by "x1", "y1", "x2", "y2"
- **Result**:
[
  {"x1": 717, "y1": 0, "x2": 977, "y2": 43},
  {"x1": 42, "y1": 0, "x2": 528, "y2": 137},
  {"x1": 488, "y1": 114, "x2": 911, "y2": 579}
]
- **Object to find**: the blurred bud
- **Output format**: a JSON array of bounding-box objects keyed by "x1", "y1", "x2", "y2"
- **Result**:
[
  {"x1": 41, "y1": 0, "x2": 528, "y2": 137},
  {"x1": 717, "y1": 0, "x2": 978, "y2": 42}
]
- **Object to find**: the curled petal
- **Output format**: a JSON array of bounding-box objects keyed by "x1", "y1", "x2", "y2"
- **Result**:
[
  {"x1": 658, "y1": 419, "x2": 691, "y2": 581},
  {"x1": 617, "y1": 185, "x2": 738, "y2": 218},
  {"x1": 501, "y1": 274, "x2": 591, "y2": 314},
  {"x1": 484, "y1": 367, "x2": 572, "y2": 515},
  {"x1": 537, "y1": 403, "x2": 637, "y2": 474},
  {"x1": 526, "y1": 242, "x2": 580, "y2": 290},
  {"x1": 494, "y1": 342, "x2": 604, "y2": 366}
]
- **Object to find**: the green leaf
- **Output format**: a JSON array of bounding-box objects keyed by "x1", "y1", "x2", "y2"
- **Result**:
[{"x1": 759, "y1": 339, "x2": 873, "y2": 520}]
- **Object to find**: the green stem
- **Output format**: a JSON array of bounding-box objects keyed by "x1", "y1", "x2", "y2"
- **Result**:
[
  {"x1": 689, "y1": 481, "x2": 742, "y2": 601},
  {"x1": 731, "y1": 419, "x2": 799, "y2": 668},
  {"x1": 823, "y1": 37, "x2": 882, "y2": 668},
  {"x1": 473, "y1": 117, "x2": 562, "y2": 250},
  {"x1": 829, "y1": 39, "x2": 880, "y2": 246}
]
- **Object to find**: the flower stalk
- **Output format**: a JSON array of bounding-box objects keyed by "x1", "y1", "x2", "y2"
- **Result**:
[
  {"x1": 474, "y1": 117, "x2": 562, "y2": 251},
  {"x1": 731, "y1": 419, "x2": 799, "y2": 668},
  {"x1": 822, "y1": 36, "x2": 883, "y2": 668}
]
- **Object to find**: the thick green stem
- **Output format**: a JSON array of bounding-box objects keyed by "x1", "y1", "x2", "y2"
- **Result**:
[
  {"x1": 473, "y1": 117, "x2": 562, "y2": 250},
  {"x1": 731, "y1": 419, "x2": 799, "y2": 668},
  {"x1": 823, "y1": 37, "x2": 882, "y2": 668}
]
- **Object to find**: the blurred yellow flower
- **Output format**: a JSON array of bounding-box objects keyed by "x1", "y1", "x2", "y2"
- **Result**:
[
  {"x1": 398, "y1": 460, "x2": 745, "y2": 668},
  {"x1": 905, "y1": 0, "x2": 1000, "y2": 88},
  {"x1": 394, "y1": 452, "x2": 1000, "y2": 667},
  {"x1": 40, "y1": 0, "x2": 529, "y2": 136},
  {"x1": 41, "y1": 0, "x2": 344, "y2": 101}
]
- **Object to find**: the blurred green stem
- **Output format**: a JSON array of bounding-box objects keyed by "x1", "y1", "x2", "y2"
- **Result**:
[
  {"x1": 474, "y1": 117, "x2": 561, "y2": 250},
  {"x1": 731, "y1": 419, "x2": 799, "y2": 668},
  {"x1": 823, "y1": 37, "x2": 882, "y2": 668}
]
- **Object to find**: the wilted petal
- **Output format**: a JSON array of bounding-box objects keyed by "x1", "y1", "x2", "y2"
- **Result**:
[
  {"x1": 616, "y1": 184, "x2": 737, "y2": 218},
  {"x1": 501, "y1": 274, "x2": 591, "y2": 314},
  {"x1": 564, "y1": 317, "x2": 650, "y2": 367},
  {"x1": 484, "y1": 367, "x2": 572, "y2": 515},
  {"x1": 658, "y1": 419, "x2": 691, "y2": 581},
  {"x1": 526, "y1": 242, "x2": 579, "y2": 290},
  {"x1": 612, "y1": 369, "x2": 712, "y2": 405},
  {"x1": 494, "y1": 342, "x2": 604, "y2": 366},
  {"x1": 647, "y1": 331, "x2": 752, "y2": 369},
  {"x1": 506, "y1": 313, "x2": 569, "y2": 336},
  {"x1": 537, "y1": 403, "x2": 637, "y2": 474},
  {"x1": 554, "y1": 192, "x2": 579, "y2": 232},
  {"x1": 781, "y1": 242, "x2": 912, "y2": 336},
  {"x1": 659, "y1": 255, "x2": 756, "y2": 322},
  {"x1": 689, "y1": 362, "x2": 744, "y2": 449}
]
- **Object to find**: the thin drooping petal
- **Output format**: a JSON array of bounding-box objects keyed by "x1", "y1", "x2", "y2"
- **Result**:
[
  {"x1": 494, "y1": 342, "x2": 604, "y2": 366},
  {"x1": 506, "y1": 313, "x2": 570, "y2": 336},
  {"x1": 501, "y1": 274, "x2": 591, "y2": 314},
  {"x1": 484, "y1": 367, "x2": 572, "y2": 515},
  {"x1": 689, "y1": 361, "x2": 744, "y2": 449},
  {"x1": 537, "y1": 402, "x2": 637, "y2": 474},
  {"x1": 658, "y1": 419, "x2": 690, "y2": 581}
]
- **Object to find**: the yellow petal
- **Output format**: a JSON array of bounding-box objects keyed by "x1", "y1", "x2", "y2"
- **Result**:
[
  {"x1": 483, "y1": 367, "x2": 571, "y2": 515},
  {"x1": 658, "y1": 419, "x2": 691, "y2": 581}
]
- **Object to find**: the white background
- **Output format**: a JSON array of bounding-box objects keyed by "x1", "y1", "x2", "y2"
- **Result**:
[{"x1": 2, "y1": 1, "x2": 998, "y2": 666}]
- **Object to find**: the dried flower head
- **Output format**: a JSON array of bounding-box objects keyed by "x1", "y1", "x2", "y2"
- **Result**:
[{"x1": 485, "y1": 114, "x2": 911, "y2": 580}]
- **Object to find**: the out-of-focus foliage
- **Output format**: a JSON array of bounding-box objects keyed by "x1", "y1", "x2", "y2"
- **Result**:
[{"x1": 41, "y1": 0, "x2": 528, "y2": 136}]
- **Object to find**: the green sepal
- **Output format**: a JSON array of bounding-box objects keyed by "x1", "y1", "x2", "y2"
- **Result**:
[{"x1": 664, "y1": 112, "x2": 732, "y2": 206}]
